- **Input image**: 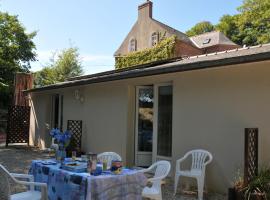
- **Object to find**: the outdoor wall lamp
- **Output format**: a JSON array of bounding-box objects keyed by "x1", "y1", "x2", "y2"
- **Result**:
[{"x1": 74, "y1": 89, "x2": 84, "y2": 103}]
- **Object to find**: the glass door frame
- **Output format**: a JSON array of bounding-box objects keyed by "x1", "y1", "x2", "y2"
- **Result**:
[
  {"x1": 153, "y1": 83, "x2": 173, "y2": 163},
  {"x1": 135, "y1": 86, "x2": 154, "y2": 167},
  {"x1": 135, "y1": 83, "x2": 173, "y2": 167},
  {"x1": 51, "y1": 94, "x2": 64, "y2": 131}
]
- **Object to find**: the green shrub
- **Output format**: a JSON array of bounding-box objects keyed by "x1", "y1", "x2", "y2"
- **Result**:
[
  {"x1": 242, "y1": 168, "x2": 270, "y2": 199},
  {"x1": 115, "y1": 35, "x2": 177, "y2": 69}
]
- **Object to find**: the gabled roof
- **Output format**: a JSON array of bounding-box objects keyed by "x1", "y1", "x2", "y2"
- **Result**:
[
  {"x1": 152, "y1": 19, "x2": 196, "y2": 47},
  {"x1": 26, "y1": 43, "x2": 270, "y2": 93},
  {"x1": 190, "y1": 31, "x2": 238, "y2": 48}
]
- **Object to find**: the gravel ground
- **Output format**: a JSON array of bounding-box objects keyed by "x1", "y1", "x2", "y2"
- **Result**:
[
  {"x1": 0, "y1": 145, "x2": 226, "y2": 200},
  {"x1": 0, "y1": 145, "x2": 50, "y2": 194}
]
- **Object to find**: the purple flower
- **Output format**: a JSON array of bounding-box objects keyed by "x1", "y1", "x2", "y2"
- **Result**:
[
  {"x1": 49, "y1": 129, "x2": 71, "y2": 147},
  {"x1": 50, "y1": 128, "x2": 61, "y2": 137}
]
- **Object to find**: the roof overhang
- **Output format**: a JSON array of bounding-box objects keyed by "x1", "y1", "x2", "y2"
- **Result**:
[{"x1": 25, "y1": 44, "x2": 270, "y2": 93}]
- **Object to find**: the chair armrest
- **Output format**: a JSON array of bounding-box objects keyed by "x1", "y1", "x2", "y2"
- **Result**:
[
  {"x1": 175, "y1": 154, "x2": 189, "y2": 172},
  {"x1": 11, "y1": 173, "x2": 34, "y2": 190},
  {"x1": 204, "y1": 155, "x2": 213, "y2": 166},
  {"x1": 16, "y1": 180, "x2": 48, "y2": 200},
  {"x1": 148, "y1": 176, "x2": 165, "y2": 183},
  {"x1": 11, "y1": 173, "x2": 34, "y2": 181},
  {"x1": 204, "y1": 160, "x2": 211, "y2": 166},
  {"x1": 139, "y1": 168, "x2": 149, "y2": 173},
  {"x1": 139, "y1": 164, "x2": 156, "y2": 174}
]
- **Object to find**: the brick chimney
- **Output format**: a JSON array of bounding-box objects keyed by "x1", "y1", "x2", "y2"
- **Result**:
[{"x1": 138, "y1": 0, "x2": 153, "y2": 20}]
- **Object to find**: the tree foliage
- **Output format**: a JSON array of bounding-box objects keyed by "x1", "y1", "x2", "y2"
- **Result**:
[
  {"x1": 217, "y1": 0, "x2": 270, "y2": 46},
  {"x1": 216, "y1": 15, "x2": 242, "y2": 44},
  {"x1": 115, "y1": 36, "x2": 176, "y2": 69},
  {"x1": 186, "y1": 21, "x2": 215, "y2": 37},
  {"x1": 0, "y1": 12, "x2": 36, "y2": 108},
  {"x1": 34, "y1": 47, "x2": 84, "y2": 87},
  {"x1": 186, "y1": 0, "x2": 270, "y2": 46},
  {"x1": 237, "y1": 0, "x2": 270, "y2": 45}
]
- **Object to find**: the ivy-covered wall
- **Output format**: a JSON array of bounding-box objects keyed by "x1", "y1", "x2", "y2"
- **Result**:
[{"x1": 115, "y1": 35, "x2": 177, "y2": 69}]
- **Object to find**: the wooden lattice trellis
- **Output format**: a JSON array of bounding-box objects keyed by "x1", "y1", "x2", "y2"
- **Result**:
[
  {"x1": 67, "y1": 120, "x2": 82, "y2": 150},
  {"x1": 244, "y1": 128, "x2": 258, "y2": 185},
  {"x1": 6, "y1": 106, "x2": 30, "y2": 146}
]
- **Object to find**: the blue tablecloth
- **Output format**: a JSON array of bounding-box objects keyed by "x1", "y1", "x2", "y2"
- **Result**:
[{"x1": 29, "y1": 160, "x2": 147, "y2": 200}]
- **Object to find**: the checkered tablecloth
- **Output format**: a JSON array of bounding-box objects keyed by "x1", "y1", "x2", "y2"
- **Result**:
[{"x1": 30, "y1": 160, "x2": 147, "y2": 200}]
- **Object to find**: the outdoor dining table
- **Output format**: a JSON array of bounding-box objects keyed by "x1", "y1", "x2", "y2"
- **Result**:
[{"x1": 29, "y1": 160, "x2": 147, "y2": 200}]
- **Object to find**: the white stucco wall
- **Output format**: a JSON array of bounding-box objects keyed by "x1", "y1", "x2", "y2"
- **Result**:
[
  {"x1": 29, "y1": 60, "x2": 270, "y2": 193},
  {"x1": 171, "y1": 61, "x2": 270, "y2": 192},
  {"x1": 62, "y1": 83, "x2": 129, "y2": 163},
  {"x1": 29, "y1": 93, "x2": 52, "y2": 148}
]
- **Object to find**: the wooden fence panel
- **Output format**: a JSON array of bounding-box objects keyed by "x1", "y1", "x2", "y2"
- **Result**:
[
  {"x1": 6, "y1": 105, "x2": 30, "y2": 146},
  {"x1": 244, "y1": 128, "x2": 258, "y2": 185},
  {"x1": 67, "y1": 120, "x2": 82, "y2": 150}
]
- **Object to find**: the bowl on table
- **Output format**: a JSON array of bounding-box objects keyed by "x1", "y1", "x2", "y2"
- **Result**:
[{"x1": 110, "y1": 161, "x2": 123, "y2": 175}]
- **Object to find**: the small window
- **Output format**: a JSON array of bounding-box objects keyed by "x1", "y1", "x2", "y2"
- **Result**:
[
  {"x1": 129, "y1": 38, "x2": 137, "y2": 52},
  {"x1": 203, "y1": 38, "x2": 211, "y2": 44},
  {"x1": 151, "y1": 32, "x2": 159, "y2": 47}
]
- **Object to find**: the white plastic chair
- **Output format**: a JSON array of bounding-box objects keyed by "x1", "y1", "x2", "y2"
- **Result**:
[
  {"x1": 0, "y1": 164, "x2": 48, "y2": 200},
  {"x1": 97, "y1": 152, "x2": 122, "y2": 169},
  {"x1": 141, "y1": 160, "x2": 171, "y2": 200},
  {"x1": 174, "y1": 149, "x2": 213, "y2": 200}
]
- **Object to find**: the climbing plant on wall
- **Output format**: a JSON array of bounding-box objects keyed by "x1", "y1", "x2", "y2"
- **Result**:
[{"x1": 115, "y1": 35, "x2": 177, "y2": 69}]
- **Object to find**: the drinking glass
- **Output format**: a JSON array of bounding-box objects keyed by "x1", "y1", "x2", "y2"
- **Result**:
[{"x1": 72, "y1": 151, "x2": 76, "y2": 161}]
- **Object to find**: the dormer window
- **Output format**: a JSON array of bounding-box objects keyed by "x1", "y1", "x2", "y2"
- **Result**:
[
  {"x1": 203, "y1": 38, "x2": 211, "y2": 45},
  {"x1": 129, "y1": 38, "x2": 137, "y2": 52},
  {"x1": 151, "y1": 32, "x2": 159, "y2": 46}
]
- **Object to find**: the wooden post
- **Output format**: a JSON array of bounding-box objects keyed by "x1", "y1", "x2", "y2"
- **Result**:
[
  {"x1": 13, "y1": 73, "x2": 33, "y2": 106},
  {"x1": 244, "y1": 128, "x2": 258, "y2": 185}
]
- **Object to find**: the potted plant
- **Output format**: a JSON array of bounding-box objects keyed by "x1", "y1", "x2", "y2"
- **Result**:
[
  {"x1": 50, "y1": 128, "x2": 71, "y2": 161},
  {"x1": 228, "y1": 169, "x2": 245, "y2": 200},
  {"x1": 241, "y1": 168, "x2": 270, "y2": 200}
]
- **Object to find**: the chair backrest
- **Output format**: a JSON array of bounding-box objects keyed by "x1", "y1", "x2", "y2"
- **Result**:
[
  {"x1": 188, "y1": 149, "x2": 213, "y2": 171},
  {"x1": 97, "y1": 152, "x2": 122, "y2": 168},
  {"x1": 150, "y1": 160, "x2": 171, "y2": 189},
  {"x1": 0, "y1": 164, "x2": 15, "y2": 200},
  {"x1": 153, "y1": 160, "x2": 171, "y2": 178}
]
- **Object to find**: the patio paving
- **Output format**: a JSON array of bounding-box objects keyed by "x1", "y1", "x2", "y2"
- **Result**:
[{"x1": 0, "y1": 145, "x2": 226, "y2": 200}]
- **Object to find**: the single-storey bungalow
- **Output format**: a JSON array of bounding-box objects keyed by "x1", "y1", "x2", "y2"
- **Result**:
[{"x1": 26, "y1": 44, "x2": 270, "y2": 193}]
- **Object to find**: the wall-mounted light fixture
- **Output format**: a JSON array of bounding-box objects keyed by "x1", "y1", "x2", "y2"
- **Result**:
[{"x1": 74, "y1": 89, "x2": 84, "y2": 103}]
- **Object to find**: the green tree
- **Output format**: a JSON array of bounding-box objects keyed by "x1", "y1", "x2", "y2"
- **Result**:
[
  {"x1": 216, "y1": 0, "x2": 270, "y2": 46},
  {"x1": 54, "y1": 47, "x2": 84, "y2": 82},
  {"x1": 216, "y1": 15, "x2": 242, "y2": 45},
  {"x1": 34, "y1": 66, "x2": 56, "y2": 87},
  {"x1": 186, "y1": 21, "x2": 215, "y2": 37},
  {"x1": 34, "y1": 47, "x2": 84, "y2": 87},
  {"x1": 237, "y1": 0, "x2": 270, "y2": 45},
  {"x1": 0, "y1": 12, "x2": 36, "y2": 108}
]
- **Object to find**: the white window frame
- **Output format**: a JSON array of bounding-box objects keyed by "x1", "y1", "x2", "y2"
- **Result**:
[
  {"x1": 153, "y1": 83, "x2": 173, "y2": 163},
  {"x1": 129, "y1": 37, "x2": 137, "y2": 52},
  {"x1": 151, "y1": 32, "x2": 159, "y2": 47}
]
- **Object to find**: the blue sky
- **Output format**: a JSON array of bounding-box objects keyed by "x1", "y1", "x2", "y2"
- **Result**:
[{"x1": 1, "y1": 0, "x2": 242, "y2": 75}]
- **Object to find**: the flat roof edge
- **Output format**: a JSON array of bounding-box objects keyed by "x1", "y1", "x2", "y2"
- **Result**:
[{"x1": 25, "y1": 50, "x2": 270, "y2": 93}]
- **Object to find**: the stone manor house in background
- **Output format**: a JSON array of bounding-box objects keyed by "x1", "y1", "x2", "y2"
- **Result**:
[{"x1": 114, "y1": 0, "x2": 240, "y2": 59}]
